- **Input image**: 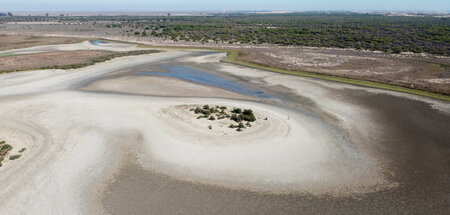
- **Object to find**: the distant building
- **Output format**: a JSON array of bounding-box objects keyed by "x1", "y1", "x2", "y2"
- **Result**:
[
  {"x1": 46, "y1": 13, "x2": 49, "y2": 17},
  {"x1": 7, "y1": 12, "x2": 13, "y2": 16}
]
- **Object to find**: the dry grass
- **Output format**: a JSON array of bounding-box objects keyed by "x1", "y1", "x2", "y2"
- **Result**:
[
  {"x1": 0, "y1": 50, "x2": 114, "y2": 72},
  {"x1": 0, "y1": 35, "x2": 83, "y2": 51},
  {"x1": 236, "y1": 48, "x2": 450, "y2": 95},
  {"x1": 226, "y1": 50, "x2": 450, "y2": 101},
  {"x1": 0, "y1": 49, "x2": 160, "y2": 73}
]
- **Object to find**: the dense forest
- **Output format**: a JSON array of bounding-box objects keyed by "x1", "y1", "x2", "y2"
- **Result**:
[{"x1": 2, "y1": 13, "x2": 449, "y2": 55}]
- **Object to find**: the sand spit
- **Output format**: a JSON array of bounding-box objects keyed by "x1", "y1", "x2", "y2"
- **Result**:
[
  {"x1": 0, "y1": 50, "x2": 190, "y2": 97},
  {"x1": 0, "y1": 46, "x2": 448, "y2": 214},
  {"x1": 0, "y1": 40, "x2": 141, "y2": 56}
]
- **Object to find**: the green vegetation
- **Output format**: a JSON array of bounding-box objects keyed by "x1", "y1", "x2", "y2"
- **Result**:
[
  {"x1": 0, "y1": 53, "x2": 13, "y2": 57},
  {"x1": 0, "y1": 140, "x2": 26, "y2": 166},
  {"x1": 190, "y1": 105, "x2": 257, "y2": 131},
  {"x1": 0, "y1": 144, "x2": 12, "y2": 156},
  {"x1": 128, "y1": 13, "x2": 449, "y2": 55},
  {"x1": 0, "y1": 140, "x2": 13, "y2": 167},
  {"x1": 230, "y1": 108, "x2": 256, "y2": 123},
  {"x1": 2, "y1": 13, "x2": 448, "y2": 55},
  {"x1": 9, "y1": 154, "x2": 21, "y2": 160}
]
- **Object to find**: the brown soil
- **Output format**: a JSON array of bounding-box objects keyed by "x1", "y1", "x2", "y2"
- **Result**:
[
  {"x1": 0, "y1": 50, "x2": 113, "y2": 72},
  {"x1": 237, "y1": 48, "x2": 450, "y2": 95},
  {"x1": 0, "y1": 35, "x2": 83, "y2": 51}
]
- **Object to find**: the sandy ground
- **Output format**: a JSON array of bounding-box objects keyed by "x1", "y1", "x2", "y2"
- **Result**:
[
  {"x1": 0, "y1": 50, "x2": 114, "y2": 72},
  {"x1": 0, "y1": 40, "x2": 141, "y2": 56},
  {"x1": 0, "y1": 44, "x2": 448, "y2": 214}
]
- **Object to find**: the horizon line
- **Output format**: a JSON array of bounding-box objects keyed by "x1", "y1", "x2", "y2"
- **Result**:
[{"x1": 3, "y1": 10, "x2": 449, "y2": 13}]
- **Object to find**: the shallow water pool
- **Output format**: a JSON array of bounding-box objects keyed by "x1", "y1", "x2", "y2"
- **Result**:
[
  {"x1": 92, "y1": 40, "x2": 107, "y2": 45},
  {"x1": 138, "y1": 65, "x2": 271, "y2": 99}
]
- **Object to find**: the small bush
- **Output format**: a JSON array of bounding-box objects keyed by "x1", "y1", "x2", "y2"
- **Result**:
[
  {"x1": 1, "y1": 144, "x2": 12, "y2": 151},
  {"x1": 9, "y1": 154, "x2": 21, "y2": 160},
  {"x1": 208, "y1": 125, "x2": 212, "y2": 129},
  {"x1": 0, "y1": 144, "x2": 12, "y2": 156},
  {"x1": 204, "y1": 111, "x2": 211, "y2": 116},
  {"x1": 232, "y1": 108, "x2": 242, "y2": 114},
  {"x1": 242, "y1": 114, "x2": 256, "y2": 122},
  {"x1": 242, "y1": 109, "x2": 256, "y2": 122},
  {"x1": 209, "y1": 116, "x2": 216, "y2": 120},
  {"x1": 243, "y1": 109, "x2": 253, "y2": 115},
  {"x1": 231, "y1": 114, "x2": 242, "y2": 122},
  {"x1": 194, "y1": 107, "x2": 202, "y2": 114},
  {"x1": 19, "y1": 148, "x2": 26, "y2": 153}
]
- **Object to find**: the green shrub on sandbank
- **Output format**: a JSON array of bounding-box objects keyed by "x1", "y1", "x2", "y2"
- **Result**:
[{"x1": 191, "y1": 105, "x2": 257, "y2": 131}]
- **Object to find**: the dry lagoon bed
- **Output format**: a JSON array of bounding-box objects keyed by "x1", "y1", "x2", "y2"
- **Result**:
[{"x1": 0, "y1": 43, "x2": 449, "y2": 214}]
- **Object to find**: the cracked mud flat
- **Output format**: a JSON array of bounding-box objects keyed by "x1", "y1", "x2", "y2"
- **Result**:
[{"x1": 0, "y1": 48, "x2": 448, "y2": 214}]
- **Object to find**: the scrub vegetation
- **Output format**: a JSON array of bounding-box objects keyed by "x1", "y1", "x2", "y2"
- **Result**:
[
  {"x1": 190, "y1": 105, "x2": 256, "y2": 131},
  {"x1": 0, "y1": 140, "x2": 13, "y2": 166},
  {"x1": 0, "y1": 140, "x2": 26, "y2": 166},
  {"x1": 3, "y1": 13, "x2": 448, "y2": 55}
]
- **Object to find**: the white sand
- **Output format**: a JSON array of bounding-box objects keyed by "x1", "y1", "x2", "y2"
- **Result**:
[
  {"x1": 0, "y1": 40, "x2": 144, "y2": 56},
  {"x1": 1, "y1": 46, "x2": 447, "y2": 214},
  {"x1": 179, "y1": 52, "x2": 227, "y2": 64}
]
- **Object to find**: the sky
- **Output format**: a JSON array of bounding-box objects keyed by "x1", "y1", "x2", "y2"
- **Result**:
[{"x1": 1, "y1": 0, "x2": 449, "y2": 12}]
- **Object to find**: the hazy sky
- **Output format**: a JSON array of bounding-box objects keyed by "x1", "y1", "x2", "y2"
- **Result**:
[{"x1": 1, "y1": 0, "x2": 449, "y2": 12}]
